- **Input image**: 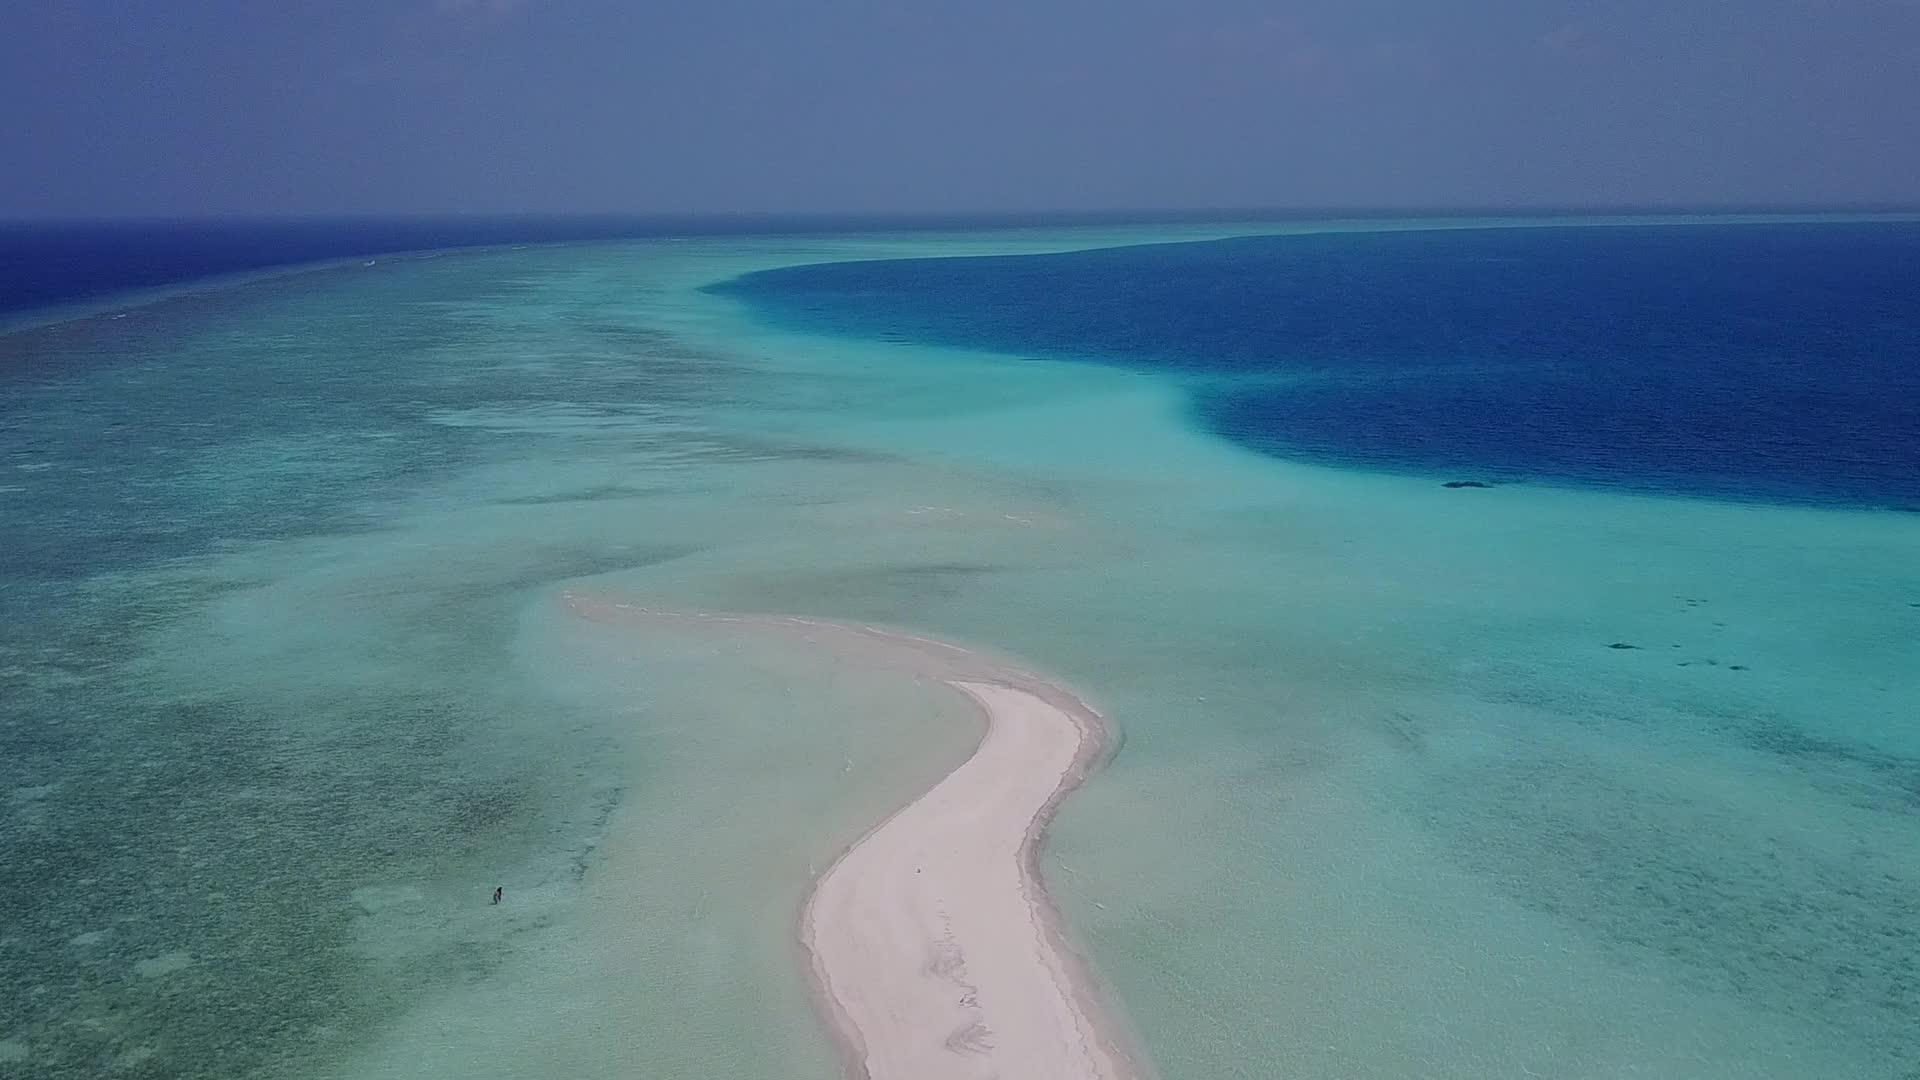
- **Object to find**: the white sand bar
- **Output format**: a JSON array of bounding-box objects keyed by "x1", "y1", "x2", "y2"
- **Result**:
[
  {"x1": 806, "y1": 680, "x2": 1136, "y2": 1080},
  {"x1": 559, "y1": 593, "x2": 1145, "y2": 1080}
]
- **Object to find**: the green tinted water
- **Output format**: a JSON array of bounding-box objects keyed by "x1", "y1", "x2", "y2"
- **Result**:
[{"x1": 2, "y1": 224, "x2": 1915, "y2": 1078}]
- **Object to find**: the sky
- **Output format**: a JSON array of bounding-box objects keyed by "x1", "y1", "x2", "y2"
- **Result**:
[{"x1": 3, "y1": 0, "x2": 1918, "y2": 218}]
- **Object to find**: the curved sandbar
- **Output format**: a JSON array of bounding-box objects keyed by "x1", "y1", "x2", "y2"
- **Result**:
[{"x1": 560, "y1": 592, "x2": 1145, "y2": 1080}]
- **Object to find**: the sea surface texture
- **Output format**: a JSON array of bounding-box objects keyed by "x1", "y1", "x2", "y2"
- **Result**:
[
  {"x1": 1, "y1": 217, "x2": 1916, "y2": 1079},
  {"x1": 713, "y1": 222, "x2": 1920, "y2": 507}
]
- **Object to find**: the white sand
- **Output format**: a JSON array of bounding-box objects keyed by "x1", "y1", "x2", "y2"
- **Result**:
[
  {"x1": 805, "y1": 680, "x2": 1138, "y2": 1080},
  {"x1": 558, "y1": 593, "x2": 1145, "y2": 1080}
]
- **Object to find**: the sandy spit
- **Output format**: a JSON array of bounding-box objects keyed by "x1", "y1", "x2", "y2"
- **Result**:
[{"x1": 562, "y1": 592, "x2": 1148, "y2": 1080}]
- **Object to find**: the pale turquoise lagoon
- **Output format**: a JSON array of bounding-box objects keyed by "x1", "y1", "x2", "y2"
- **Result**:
[{"x1": 2, "y1": 221, "x2": 1916, "y2": 1078}]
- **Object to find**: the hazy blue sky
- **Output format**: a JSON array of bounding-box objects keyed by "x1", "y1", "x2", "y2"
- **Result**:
[{"x1": 4, "y1": 0, "x2": 1917, "y2": 217}]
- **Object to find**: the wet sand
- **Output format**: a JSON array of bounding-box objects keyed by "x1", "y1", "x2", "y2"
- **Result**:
[{"x1": 561, "y1": 592, "x2": 1145, "y2": 1080}]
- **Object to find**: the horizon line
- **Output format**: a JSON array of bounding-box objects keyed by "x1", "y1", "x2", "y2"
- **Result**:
[{"x1": 6, "y1": 203, "x2": 1920, "y2": 228}]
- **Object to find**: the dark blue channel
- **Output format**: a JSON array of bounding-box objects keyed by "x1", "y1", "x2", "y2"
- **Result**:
[
  {"x1": 708, "y1": 222, "x2": 1920, "y2": 508},
  {"x1": 0, "y1": 210, "x2": 1341, "y2": 316}
]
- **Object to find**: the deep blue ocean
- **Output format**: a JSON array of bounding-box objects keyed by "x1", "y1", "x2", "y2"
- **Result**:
[
  {"x1": 710, "y1": 222, "x2": 1920, "y2": 509},
  {"x1": 0, "y1": 211, "x2": 1271, "y2": 317},
  {"x1": 1, "y1": 219, "x2": 623, "y2": 315}
]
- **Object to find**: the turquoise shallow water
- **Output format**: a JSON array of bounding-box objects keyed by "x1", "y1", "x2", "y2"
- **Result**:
[{"x1": 2, "y1": 220, "x2": 1916, "y2": 1078}]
